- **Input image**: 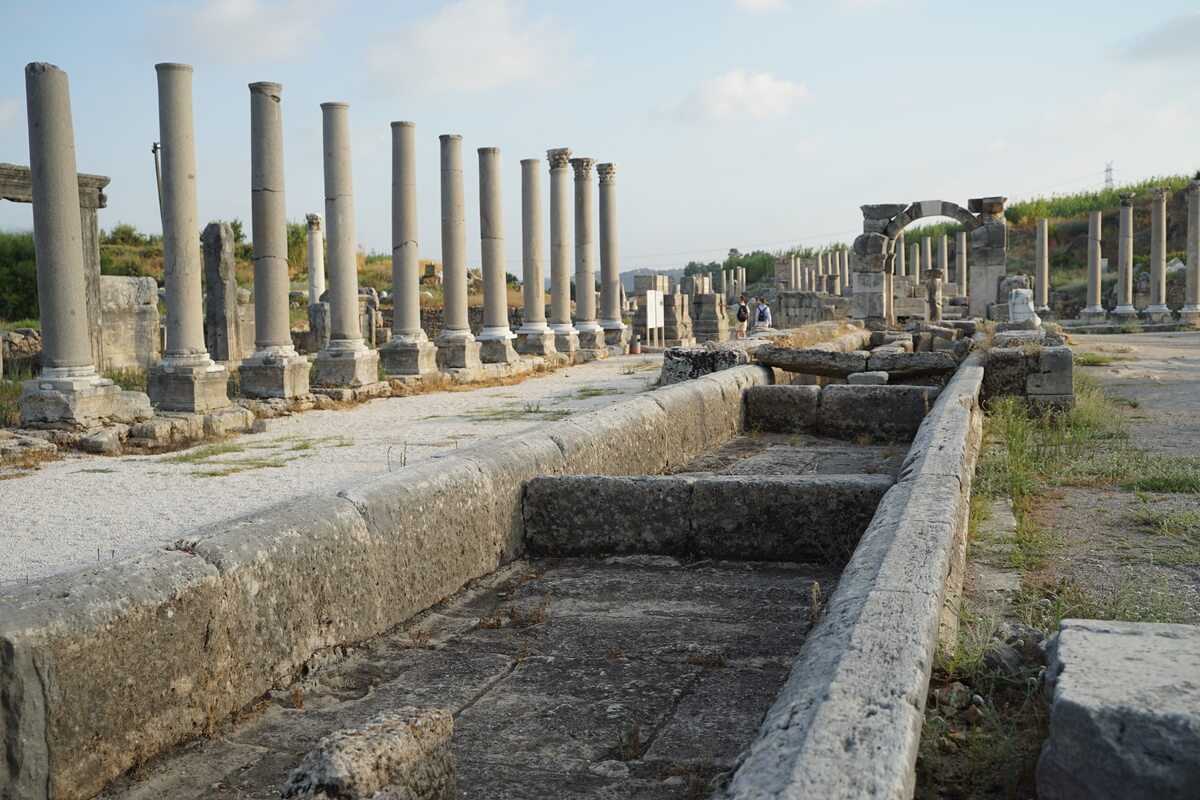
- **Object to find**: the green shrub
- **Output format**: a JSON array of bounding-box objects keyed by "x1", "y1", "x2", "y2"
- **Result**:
[{"x1": 0, "y1": 230, "x2": 39, "y2": 322}]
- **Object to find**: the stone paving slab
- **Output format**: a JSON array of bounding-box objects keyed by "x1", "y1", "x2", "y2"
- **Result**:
[{"x1": 99, "y1": 557, "x2": 831, "y2": 799}]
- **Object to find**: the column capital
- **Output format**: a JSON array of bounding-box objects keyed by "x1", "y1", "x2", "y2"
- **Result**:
[
  {"x1": 547, "y1": 147, "x2": 572, "y2": 169},
  {"x1": 305, "y1": 212, "x2": 322, "y2": 230},
  {"x1": 1119, "y1": 193, "x2": 1134, "y2": 206},
  {"x1": 1152, "y1": 186, "x2": 1171, "y2": 200},
  {"x1": 249, "y1": 81, "x2": 281, "y2": 97},
  {"x1": 570, "y1": 157, "x2": 595, "y2": 180},
  {"x1": 597, "y1": 163, "x2": 617, "y2": 183}
]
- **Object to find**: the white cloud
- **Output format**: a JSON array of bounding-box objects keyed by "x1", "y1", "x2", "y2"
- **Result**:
[
  {"x1": 366, "y1": 0, "x2": 586, "y2": 95},
  {"x1": 148, "y1": 0, "x2": 335, "y2": 63},
  {"x1": 0, "y1": 99, "x2": 21, "y2": 135},
  {"x1": 673, "y1": 69, "x2": 811, "y2": 122},
  {"x1": 734, "y1": 0, "x2": 788, "y2": 13}
]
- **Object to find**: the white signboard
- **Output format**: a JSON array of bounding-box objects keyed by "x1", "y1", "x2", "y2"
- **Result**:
[{"x1": 644, "y1": 289, "x2": 664, "y2": 329}]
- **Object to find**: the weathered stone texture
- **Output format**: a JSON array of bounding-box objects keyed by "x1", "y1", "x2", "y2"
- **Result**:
[
  {"x1": 1038, "y1": 619, "x2": 1200, "y2": 800},
  {"x1": 818, "y1": 385, "x2": 941, "y2": 441}
]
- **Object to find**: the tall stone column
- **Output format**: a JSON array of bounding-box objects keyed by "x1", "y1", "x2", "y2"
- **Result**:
[
  {"x1": 1081, "y1": 210, "x2": 1106, "y2": 322},
  {"x1": 476, "y1": 147, "x2": 519, "y2": 365},
  {"x1": 829, "y1": 254, "x2": 842, "y2": 296},
  {"x1": 313, "y1": 102, "x2": 379, "y2": 385},
  {"x1": 1183, "y1": 179, "x2": 1200, "y2": 327},
  {"x1": 896, "y1": 232, "x2": 907, "y2": 277},
  {"x1": 19, "y1": 62, "x2": 151, "y2": 426},
  {"x1": 148, "y1": 63, "x2": 229, "y2": 411},
  {"x1": 380, "y1": 121, "x2": 437, "y2": 376},
  {"x1": 1111, "y1": 193, "x2": 1138, "y2": 320},
  {"x1": 957, "y1": 231, "x2": 969, "y2": 301},
  {"x1": 922, "y1": 236, "x2": 933, "y2": 282},
  {"x1": 515, "y1": 158, "x2": 556, "y2": 356},
  {"x1": 1034, "y1": 220, "x2": 1049, "y2": 314},
  {"x1": 546, "y1": 148, "x2": 579, "y2": 355},
  {"x1": 937, "y1": 234, "x2": 949, "y2": 277},
  {"x1": 720, "y1": 269, "x2": 728, "y2": 299},
  {"x1": 241, "y1": 81, "x2": 308, "y2": 399},
  {"x1": 1147, "y1": 188, "x2": 1171, "y2": 322},
  {"x1": 431, "y1": 134, "x2": 483, "y2": 369},
  {"x1": 840, "y1": 250, "x2": 850, "y2": 294},
  {"x1": 598, "y1": 162, "x2": 627, "y2": 350},
  {"x1": 910, "y1": 241, "x2": 921, "y2": 277},
  {"x1": 306, "y1": 213, "x2": 325, "y2": 303},
  {"x1": 571, "y1": 157, "x2": 605, "y2": 356}
]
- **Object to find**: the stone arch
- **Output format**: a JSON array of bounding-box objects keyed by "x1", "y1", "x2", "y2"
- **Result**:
[{"x1": 852, "y1": 196, "x2": 1008, "y2": 321}]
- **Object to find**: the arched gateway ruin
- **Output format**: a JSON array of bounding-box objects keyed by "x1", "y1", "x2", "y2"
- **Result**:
[{"x1": 852, "y1": 196, "x2": 1008, "y2": 321}]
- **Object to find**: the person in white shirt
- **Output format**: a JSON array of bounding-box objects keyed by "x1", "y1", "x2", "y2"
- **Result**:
[{"x1": 754, "y1": 297, "x2": 773, "y2": 329}]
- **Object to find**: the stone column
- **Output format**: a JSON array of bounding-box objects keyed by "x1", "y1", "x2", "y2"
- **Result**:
[
  {"x1": 547, "y1": 148, "x2": 579, "y2": 355},
  {"x1": 829, "y1": 253, "x2": 842, "y2": 296},
  {"x1": 922, "y1": 237, "x2": 933, "y2": 282},
  {"x1": 306, "y1": 213, "x2": 325, "y2": 303},
  {"x1": 841, "y1": 250, "x2": 850, "y2": 294},
  {"x1": 598, "y1": 162, "x2": 627, "y2": 350},
  {"x1": 475, "y1": 147, "x2": 519, "y2": 364},
  {"x1": 1147, "y1": 188, "x2": 1171, "y2": 322},
  {"x1": 432, "y1": 134, "x2": 483, "y2": 369},
  {"x1": 313, "y1": 102, "x2": 379, "y2": 386},
  {"x1": 203, "y1": 221, "x2": 240, "y2": 363},
  {"x1": 515, "y1": 158, "x2": 556, "y2": 356},
  {"x1": 926, "y1": 266, "x2": 943, "y2": 323},
  {"x1": 1081, "y1": 210, "x2": 1106, "y2": 322},
  {"x1": 720, "y1": 269, "x2": 728, "y2": 298},
  {"x1": 850, "y1": 206, "x2": 895, "y2": 324},
  {"x1": 380, "y1": 121, "x2": 437, "y2": 376},
  {"x1": 1034, "y1": 220, "x2": 1049, "y2": 314},
  {"x1": 1183, "y1": 180, "x2": 1200, "y2": 327},
  {"x1": 966, "y1": 196, "x2": 1009, "y2": 314},
  {"x1": 571, "y1": 157, "x2": 605, "y2": 356},
  {"x1": 19, "y1": 62, "x2": 151, "y2": 426},
  {"x1": 896, "y1": 232, "x2": 907, "y2": 277},
  {"x1": 956, "y1": 230, "x2": 969, "y2": 302},
  {"x1": 937, "y1": 234, "x2": 948, "y2": 277},
  {"x1": 910, "y1": 240, "x2": 921, "y2": 277},
  {"x1": 1112, "y1": 194, "x2": 1138, "y2": 320},
  {"x1": 147, "y1": 63, "x2": 229, "y2": 412},
  {"x1": 241, "y1": 81, "x2": 308, "y2": 399}
]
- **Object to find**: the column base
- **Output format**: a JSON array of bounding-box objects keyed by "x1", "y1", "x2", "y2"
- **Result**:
[
  {"x1": 313, "y1": 343, "x2": 380, "y2": 387},
  {"x1": 20, "y1": 374, "x2": 152, "y2": 429},
  {"x1": 553, "y1": 330, "x2": 580, "y2": 355},
  {"x1": 1146, "y1": 305, "x2": 1172, "y2": 324},
  {"x1": 380, "y1": 338, "x2": 439, "y2": 376},
  {"x1": 435, "y1": 339, "x2": 483, "y2": 370},
  {"x1": 1079, "y1": 307, "x2": 1108, "y2": 324},
  {"x1": 516, "y1": 330, "x2": 558, "y2": 357},
  {"x1": 1180, "y1": 307, "x2": 1200, "y2": 328},
  {"x1": 1111, "y1": 305, "x2": 1138, "y2": 323},
  {"x1": 604, "y1": 326, "x2": 630, "y2": 352},
  {"x1": 577, "y1": 329, "x2": 608, "y2": 357},
  {"x1": 240, "y1": 351, "x2": 310, "y2": 399},
  {"x1": 148, "y1": 360, "x2": 230, "y2": 413},
  {"x1": 479, "y1": 338, "x2": 519, "y2": 365}
]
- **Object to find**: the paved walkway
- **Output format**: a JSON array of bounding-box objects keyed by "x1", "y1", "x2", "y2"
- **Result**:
[{"x1": 0, "y1": 355, "x2": 661, "y2": 588}]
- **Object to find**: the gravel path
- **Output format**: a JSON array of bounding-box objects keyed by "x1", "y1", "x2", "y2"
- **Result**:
[{"x1": 0, "y1": 355, "x2": 662, "y2": 588}]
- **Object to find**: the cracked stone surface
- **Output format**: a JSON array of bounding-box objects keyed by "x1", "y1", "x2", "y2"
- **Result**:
[{"x1": 98, "y1": 557, "x2": 834, "y2": 799}]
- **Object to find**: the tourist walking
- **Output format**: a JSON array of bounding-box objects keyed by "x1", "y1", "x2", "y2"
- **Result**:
[
  {"x1": 754, "y1": 296, "x2": 772, "y2": 330},
  {"x1": 734, "y1": 294, "x2": 749, "y2": 338}
]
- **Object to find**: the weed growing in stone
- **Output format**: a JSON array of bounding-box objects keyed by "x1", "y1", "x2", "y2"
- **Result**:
[{"x1": 575, "y1": 385, "x2": 622, "y2": 400}]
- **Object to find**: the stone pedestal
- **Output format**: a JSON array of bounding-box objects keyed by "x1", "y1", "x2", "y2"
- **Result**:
[
  {"x1": 239, "y1": 353, "x2": 310, "y2": 399},
  {"x1": 693, "y1": 292, "x2": 729, "y2": 343},
  {"x1": 313, "y1": 342, "x2": 379, "y2": 387},
  {"x1": 380, "y1": 338, "x2": 438, "y2": 376},
  {"x1": 148, "y1": 361, "x2": 230, "y2": 412},
  {"x1": 435, "y1": 339, "x2": 483, "y2": 370},
  {"x1": 664, "y1": 292, "x2": 695, "y2": 347},
  {"x1": 21, "y1": 372, "x2": 151, "y2": 428}
]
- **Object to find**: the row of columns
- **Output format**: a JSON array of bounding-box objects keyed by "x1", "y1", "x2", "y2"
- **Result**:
[
  {"x1": 18, "y1": 61, "x2": 629, "y2": 427},
  {"x1": 1077, "y1": 184, "x2": 1200, "y2": 325}
]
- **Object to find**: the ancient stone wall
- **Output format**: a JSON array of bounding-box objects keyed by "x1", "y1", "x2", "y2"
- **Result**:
[{"x1": 99, "y1": 276, "x2": 161, "y2": 372}]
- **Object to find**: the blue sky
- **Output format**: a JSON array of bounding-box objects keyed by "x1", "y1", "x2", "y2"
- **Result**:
[{"x1": 1, "y1": 0, "x2": 1198, "y2": 273}]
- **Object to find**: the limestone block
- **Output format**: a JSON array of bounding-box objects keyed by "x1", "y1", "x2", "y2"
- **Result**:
[
  {"x1": 79, "y1": 426, "x2": 123, "y2": 455},
  {"x1": 1038, "y1": 619, "x2": 1200, "y2": 800},
  {"x1": 865, "y1": 350, "x2": 957, "y2": 377},
  {"x1": 380, "y1": 339, "x2": 438, "y2": 376},
  {"x1": 479, "y1": 338, "x2": 519, "y2": 365},
  {"x1": 660, "y1": 347, "x2": 745, "y2": 385},
  {"x1": 819, "y1": 385, "x2": 941, "y2": 442},
  {"x1": 854, "y1": 232, "x2": 889, "y2": 257},
  {"x1": 690, "y1": 474, "x2": 893, "y2": 562},
  {"x1": 0, "y1": 551, "x2": 222, "y2": 799},
  {"x1": 281, "y1": 709, "x2": 455, "y2": 800},
  {"x1": 754, "y1": 346, "x2": 867, "y2": 377},
  {"x1": 982, "y1": 348, "x2": 1027, "y2": 400},
  {"x1": 848, "y1": 371, "x2": 888, "y2": 385},
  {"x1": 1027, "y1": 346, "x2": 1073, "y2": 396},
  {"x1": 20, "y1": 381, "x2": 153, "y2": 428},
  {"x1": 744, "y1": 385, "x2": 821, "y2": 433},
  {"x1": 307, "y1": 302, "x2": 331, "y2": 354},
  {"x1": 240, "y1": 354, "x2": 310, "y2": 399},
  {"x1": 524, "y1": 475, "x2": 693, "y2": 555},
  {"x1": 547, "y1": 395, "x2": 672, "y2": 477},
  {"x1": 861, "y1": 203, "x2": 907, "y2": 219}
]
